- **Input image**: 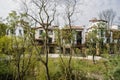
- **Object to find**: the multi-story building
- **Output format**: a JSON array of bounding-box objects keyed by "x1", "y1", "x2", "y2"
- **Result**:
[
  {"x1": 33, "y1": 25, "x2": 59, "y2": 53},
  {"x1": 6, "y1": 26, "x2": 24, "y2": 37},
  {"x1": 87, "y1": 18, "x2": 120, "y2": 44},
  {"x1": 86, "y1": 18, "x2": 120, "y2": 54},
  {"x1": 33, "y1": 25, "x2": 85, "y2": 54},
  {"x1": 87, "y1": 18, "x2": 108, "y2": 43},
  {"x1": 109, "y1": 25, "x2": 120, "y2": 43},
  {"x1": 6, "y1": 18, "x2": 120, "y2": 54},
  {"x1": 34, "y1": 26, "x2": 57, "y2": 45},
  {"x1": 61, "y1": 26, "x2": 84, "y2": 54}
]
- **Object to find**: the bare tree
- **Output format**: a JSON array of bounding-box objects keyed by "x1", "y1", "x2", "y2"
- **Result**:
[
  {"x1": 63, "y1": 0, "x2": 77, "y2": 79},
  {"x1": 20, "y1": 0, "x2": 57, "y2": 80},
  {"x1": 98, "y1": 9, "x2": 116, "y2": 29},
  {"x1": 99, "y1": 9, "x2": 116, "y2": 44}
]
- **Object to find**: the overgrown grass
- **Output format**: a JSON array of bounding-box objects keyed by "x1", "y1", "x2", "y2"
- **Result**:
[
  {"x1": 34, "y1": 57, "x2": 109, "y2": 80},
  {"x1": 0, "y1": 54, "x2": 120, "y2": 80}
]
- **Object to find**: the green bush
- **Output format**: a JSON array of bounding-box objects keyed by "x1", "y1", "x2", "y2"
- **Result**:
[
  {"x1": 113, "y1": 67, "x2": 120, "y2": 80},
  {"x1": 0, "y1": 56, "x2": 14, "y2": 80}
]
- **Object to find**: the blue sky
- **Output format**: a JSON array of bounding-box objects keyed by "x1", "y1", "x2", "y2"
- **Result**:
[{"x1": 0, "y1": 0, "x2": 120, "y2": 25}]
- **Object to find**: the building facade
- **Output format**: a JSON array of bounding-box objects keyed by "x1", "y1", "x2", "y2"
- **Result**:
[{"x1": 33, "y1": 25, "x2": 85, "y2": 54}]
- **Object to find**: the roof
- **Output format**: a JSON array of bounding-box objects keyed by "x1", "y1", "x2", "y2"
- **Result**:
[
  {"x1": 110, "y1": 29, "x2": 120, "y2": 32},
  {"x1": 89, "y1": 18, "x2": 107, "y2": 23},
  {"x1": 87, "y1": 26, "x2": 96, "y2": 30},
  {"x1": 63, "y1": 26, "x2": 84, "y2": 30},
  {"x1": 32, "y1": 25, "x2": 84, "y2": 30},
  {"x1": 87, "y1": 26, "x2": 105, "y2": 30},
  {"x1": 32, "y1": 25, "x2": 59, "y2": 30}
]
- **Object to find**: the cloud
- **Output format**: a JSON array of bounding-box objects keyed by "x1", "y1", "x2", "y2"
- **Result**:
[
  {"x1": 0, "y1": 0, "x2": 119, "y2": 25},
  {"x1": 73, "y1": 0, "x2": 120, "y2": 25},
  {"x1": 0, "y1": 0, "x2": 19, "y2": 18}
]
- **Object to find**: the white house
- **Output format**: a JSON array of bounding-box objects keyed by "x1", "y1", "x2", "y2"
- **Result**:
[
  {"x1": 87, "y1": 18, "x2": 120, "y2": 43},
  {"x1": 33, "y1": 25, "x2": 85, "y2": 54},
  {"x1": 34, "y1": 26, "x2": 58, "y2": 45},
  {"x1": 6, "y1": 26, "x2": 24, "y2": 37},
  {"x1": 87, "y1": 18, "x2": 108, "y2": 43}
]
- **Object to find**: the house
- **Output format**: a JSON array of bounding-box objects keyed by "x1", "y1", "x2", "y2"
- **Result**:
[
  {"x1": 109, "y1": 25, "x2": 120, "y2": 43},
  {"x1": 33, "y1": 25, "x2": 85, "y2": 54},
  {"x1": 61, "y1": 26, "x2": 85, "y2": 54},
  {"x1": 87, "y1": 18, "x2": 120, "y2": 43},
  {"x1": 86, "y1": 18, "x2": 120, "y2": 54},
  {"x1": 34, "y1": 26, "x2": 58, "y2": 44},
  {"x1": 62, "y1": 26, "x2": 84, "y2": 45},
  {"x1": 87, "y1": 18, "x2": 108, "y2": 43},
  {"x1": 6, "y1": 26, "x2": 24, "y2": 37},
  {"x1": 33, "y1": 25, "x2": 59, "y2": 53},
  {"x1": 5, "y1": 18, "x2": 119, "y2": 54}
]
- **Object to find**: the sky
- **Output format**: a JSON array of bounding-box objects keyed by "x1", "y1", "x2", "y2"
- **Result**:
[
  {"x1": 0, "y1": 0, "x2": 19, "y2": 18},
  {"x1": 0, "y1": 0, "x2": 120, "y2": 26}
]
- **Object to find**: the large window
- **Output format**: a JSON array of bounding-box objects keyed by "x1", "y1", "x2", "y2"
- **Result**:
[
  {"x1": 99, "y1": 29, "x2": 104, "y2": 37},
  {"x1": 77, "y1": 31, "x2": 82, "y2": 44},
  {"x1": 39, "y1": 30, "x2": 43, "y2": 35},
  {"x1": 118, "y1": 26, "x2": 120, "y2": 29},
  {"x1": 48, "y1": 37, "x2": 52, "y2": 43},
  {"x1": 11, "y1": 29, "x2": 15, "y2": 35},
  {"x1": 19, "y1": 29, "x2": 22, "y2": 35},
  {"x1": 48, "y1": 30, "x2": 53, "y2": 35},
  {"x1": 49, "y1": 47, "x2": 55, "y2": 53},
  {"x1": 65, "y1": 48, "x2": 70, "y2": 54}
]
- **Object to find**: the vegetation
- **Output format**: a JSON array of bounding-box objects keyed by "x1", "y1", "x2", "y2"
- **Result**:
[
  {"x1": 0, "y1": 33, "x2": 120, "y2": 80},
  {"x1": 0, "y1": 0, "x2": 120, "y2": 80}
]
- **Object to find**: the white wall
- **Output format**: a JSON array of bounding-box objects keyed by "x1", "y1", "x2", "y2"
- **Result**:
[
  {"x1": 15, "y1": 27, "x2": 24, "y2": 36},
  {"x1": 35, "y1": 28, "x2": 44, "y2": 39}
]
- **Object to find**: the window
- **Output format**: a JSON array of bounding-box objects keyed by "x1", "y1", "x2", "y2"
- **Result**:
[
  {"x1": 48, "y1": 37, "x2": 52, "y2": 43},
  {"x1": 19, "y1": 29, "x2": 22, "y2": 35},
  {"x1": 39, "y1": 30, "x2": 43, "y2": 35},
  {"x1": 6, "y1": 29, "x2": 9, "y2": 35},
  {"x1": 11, "y1": 29, "x2": 15, "y2": 35},
  {"x1": 49, "y1": 47, "x2": 55, "y2": 53},
  {"x1": 77, "y1": 31, "x2": 82, "y2": 44},
  {"x1": 48, "y1": 30, "x2": 53, "y2": 35},
  {"x1": 65, "y1": 48, "x2": 70, "y2": 54},
  {"x1": 100, "y1": 29, "x2": 104, "y2": 37},
  {"x1": 118, "y1": 26, "x2": 120, "y2": 29}
]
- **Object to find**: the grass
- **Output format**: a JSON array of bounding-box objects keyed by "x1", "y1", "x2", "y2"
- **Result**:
[
  {"x1": 1, "y1": 53, "x2": 118, "y2": 80},
  {"x1": 33, "y1": 57, "x2": 109, "y2": 80}
]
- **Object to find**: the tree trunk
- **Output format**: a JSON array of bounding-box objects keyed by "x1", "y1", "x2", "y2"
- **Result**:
[
  {"x1": 45, "y1": 63, "x2": 51, "y2": 80},
  {"x1": 44, "y1": 30, "x2": 51, "y2": 80}
]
